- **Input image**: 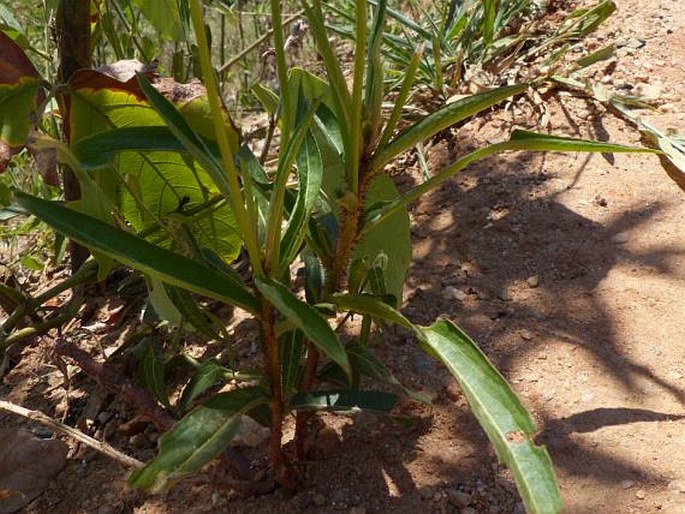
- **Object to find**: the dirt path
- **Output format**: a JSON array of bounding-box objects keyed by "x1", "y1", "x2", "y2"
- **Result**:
[{"x1": 2, "y1": 1, "x2": 684, "y2": 513}]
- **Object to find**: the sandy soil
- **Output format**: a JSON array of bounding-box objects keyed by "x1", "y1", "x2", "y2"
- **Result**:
[{"x1": 1, "y1": 0, "x2": 684, "y2": 513}]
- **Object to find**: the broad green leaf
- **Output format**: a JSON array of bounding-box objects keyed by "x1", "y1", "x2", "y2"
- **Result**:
[
  {"x1": 290, "y1": 389, "x2": 398, "y2": 413},
  {"x1": 179, "y1": 358, "x2": 224, "y2": 411},
  {"x1": 131, "y1": 0, "x2": 185, "y2": 41},
  {"x1": 68, "y1": 71, "x2": 241, "y2": 261},
  {"x1": 352, "y1": 175, "x2": 410, "y2": 303},
  {"x1": 135, "y1": 73, "x2": 236, "y2": 206},
  {"x1": 371, "y1": 84, "x2": 527, "y2": 171},
  {"x1": 421, "y1": 320, "x2": 562, "y2": 514},
  {"x1": 140, "y1": 347, "x2": 171, "y2": 409},
  {"x1": 0, "y1": 31, "x2": 44, "y2": 171},
  {"x1": 14, "y1": 191, "x2": 259, "y2": 313},
  {"x1": 129, "y1": 387, "x2": 267, "y2": 493},
  {"x1": 255, "y1": 278, "x2": 350, "y2": 376}
]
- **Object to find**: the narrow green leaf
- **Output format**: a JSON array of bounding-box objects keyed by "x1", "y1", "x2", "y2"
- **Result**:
[
  {"x1": 421, "y1": 320, "x2": 562, "y2": 514},
  {"x1": 330, "y1": 293, "x2": 419, "y2": 336},
  {"x1": 129, "y1": 387, "x2": 267, "y2": 493},
  {"x1": 371, "y1": 84, "x2": 528, "y2": 171},
  {"x1": 576, "y1": 44, "x2": 615, "y2": 69},
  {"x1": 179, "y1": 358, "x2": 224, "y2": 411},
  {"x1": 14, "y1": 192, "x2": 258, "y2": 313},
  {"x1": 281, "y1": 330, "x2": 305, "y2": 394},
  {"x1": 347, "y1": 342, "x2": 428, "y2": 403},
  {"x1": 279, "y1": 132, "x2": 323, "y2": 268},
  {"x1": 255, "y1": 278, "x2": 350, "y2": 376},
  {"x1": 71, "y1": 126, "x2": 210, "y2": 170},
  {"x1": 290, "y1": 389, "x2": 398, "y2": 413},
  {"x1": 377, "y1": 44, "x2": 423, "y2": 150},
  {"x1": 140, "y1": 347, "x2": 171, "y2": 409},
  {"x1": 252, "y1": 83, "x2": 279, "y2": 115},
  {"x1": 302, "y1": 1, "x2": 352, "y2": 159},
  {"x1": 364, "y1": 131, "x2": 654, "y2": 235}
]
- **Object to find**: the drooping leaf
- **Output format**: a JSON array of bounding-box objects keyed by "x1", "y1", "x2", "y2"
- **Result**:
[
  {"x1": 129, "y1": 387, "x2": 267, "y2": 493},
  {"x1": 290, "y1": 389, "x2": 398, "y2": 413},
  {"x1": 352, "y1": 175, "x2": 410, "y2": 303},
  {"x1": 0, "y1": 31, "x2": 43, "y2": 171},
  {"x1": 14, "y1": 191, "x2": 259, "y2": 313},
  {"x1": 255, "y1": 278, "x2": 350, "y2": 376},
  {"x1": 421, "y1": 320, "x2": 562, "y2": 514}
]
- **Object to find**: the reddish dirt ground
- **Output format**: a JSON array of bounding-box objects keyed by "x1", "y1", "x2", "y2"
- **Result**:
[{"x1": 1, "y1": 0, "x2": 684, "y2": 513}]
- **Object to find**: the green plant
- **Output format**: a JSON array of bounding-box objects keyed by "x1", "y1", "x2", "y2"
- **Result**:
[{"x1": 1, "y1": 1, "x2": 669, "y2": 513}]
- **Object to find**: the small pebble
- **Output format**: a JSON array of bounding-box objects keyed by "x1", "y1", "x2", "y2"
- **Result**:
[
  {"x1": 625, "y1": 37, "x2": 646, "y2": 49},
  {"x1": 444, "y1": 286, "x2": 468, "y2": 301},
  {"x1": 667, "y1": 479, "x2": 685, "y2": 493},
  {"x1": 520, "y1": 329, "x2": 534, "y2": 341},
  {"x1": 129, "y1": 433, "x2": 149, "y2": 449},
  {"x1": 447, "y1": 489, "x2": 471, "y2": 508},
  {"x1": 497, "y1": 288, "x2": 510, "y2": 302},
  {"x1": 621, "y1": 480, "x2": 636, "y2": 490},
  {"x1": 635, "y1": 489, "x2": 646, "y2": 500},
  {"x1": 611, "y1": 232, "x2": 630, "y2": 244},
  {"x1": 526, "y1": 275, "x2": 540, "y2": 288}
]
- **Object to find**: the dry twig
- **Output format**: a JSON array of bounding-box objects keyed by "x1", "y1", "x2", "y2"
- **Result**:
[{"x1": 0, "y1": 399, "x2": 143, "y2": 469}]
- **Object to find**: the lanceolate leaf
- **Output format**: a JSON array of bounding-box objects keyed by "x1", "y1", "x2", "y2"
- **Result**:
[
  {"x1": 0, "y1": 31, "x2": 44, "y2": 171},
  {"x1": 371, "y1": 83, "x2": 528, "y2": 170},
  {"x1": 255, "y1": 278, "x2": 350, "y2": 376},
  {"x1": 421, "y1": 320, "x2": 562, "y2": 514},
  {"x1": 129, "y1": 387, "x2": 267, "y2": 493},
  {"x1": 279, "y1": 132, "x2": 323, "y2": 268},
  {"x1": 363, "y1": 131, "x2": 655, "y2": 234},
  {"x1": 330, "y1": 293, "x2": 419, "y2": 336},
  {"x1": 290, "y1": 389, "x2": 398, "y2": 413},
  {"x1": 14, "y1": 191, "x2": 258, "y2": 313}
]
